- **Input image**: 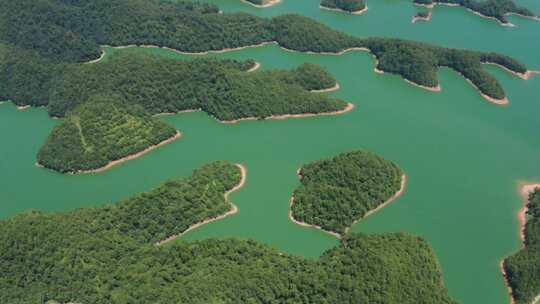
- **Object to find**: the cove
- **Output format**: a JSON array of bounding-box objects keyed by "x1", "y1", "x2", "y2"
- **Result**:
[{"x1": 1, "y1": 1, "x2": 540, "y2": 304}]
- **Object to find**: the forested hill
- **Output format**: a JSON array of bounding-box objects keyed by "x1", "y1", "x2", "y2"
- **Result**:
[
  {"x1": 0, "y1": 162, "x2": 457, "y2": 304},
  {"x1": 504, "y1": 188, "x2": 540, "y2": 304},
  {"x1": 412, "y1": 0, "x2": 537, "y2": 25},
  {"x1": 37, "y1": 99, "x2": 179, "y2": 173},
  {"x1": 0, "y1": 0, "x2": 530, "y2": 104},
  {"x1": 291, "y1": 150, "x2": 404, "y2": 235}
]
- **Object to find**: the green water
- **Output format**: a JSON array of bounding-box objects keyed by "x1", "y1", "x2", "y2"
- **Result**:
[{"x1": 1, "y1": 1, "x2": 540, "y2": 303}]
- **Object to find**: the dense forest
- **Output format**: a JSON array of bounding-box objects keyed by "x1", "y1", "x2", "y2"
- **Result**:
[
  {"x1": 0, "y1": 0, "x2": 530, "y2": 108},
  {"x1": 321, "y1": 0, "x2": 366, "y2": 13},
  {"x1": 37, "y1": 98, "x2": 178, "y2": 173},
  {"x1": 47, "y1": 52, "x2": 345, "y2": 120},
  {"x1": 412, "y1": 0, "x2": 536, "y2": 24},
  {"x1": 0, "y1": 162, "x2": 456, "y2": 304},
  {"x1": 503, "y1": 188, "x2": 540, "y2": 304},
  {"x1": 291, "y1": 151, "x2": 403, "y2": 235}
]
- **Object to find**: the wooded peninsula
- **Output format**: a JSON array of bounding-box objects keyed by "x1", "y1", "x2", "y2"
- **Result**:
[
  {"x1": 503, "y1": 187, "x2": 540, "y2": 304},
  {"x1": 0, "y1": 162, "x2": 456, "y2": 304}
]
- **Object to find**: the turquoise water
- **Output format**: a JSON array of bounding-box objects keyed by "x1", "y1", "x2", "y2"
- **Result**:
[{"x1": 1, "y1": 1, "x2": 540, "y2": 303}]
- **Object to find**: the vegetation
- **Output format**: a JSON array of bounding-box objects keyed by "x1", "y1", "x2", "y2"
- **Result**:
[
  {"x1": 0, "y1": 1, "x2": 529, "y2": 107},
  {"x1": 47, "y1": 51, "x2": 345, "y2": 120},
  {"x1": 271, "y1": 15, "x2": 526, "y2": 100},
  {"x1": 0, "y1": 162, "x2": 456, "y2": 304},
  {"x1": 37, "y1": 98, "x2": 178, "y2": 173},
  {"x1": 292, "y1": 151, "x2": 403, "y2": 235},
  {"x1": 504, "y1": 188, "x2": 540, "y2": 304},
  {"x1": 321, "y1": 0, "x2": 366, "y2": 12},
  {"x1": 412, "y1": 0, "x2": 536, "y2": 24}
]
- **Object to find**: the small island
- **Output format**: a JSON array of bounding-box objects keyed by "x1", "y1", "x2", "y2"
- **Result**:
[
  {"x1": 412, "y1": 10, "x2": 432, "y2": 23},
  {"x1": 502, "y1": 185, "x2": 540, "y2": 304},
  {"x1": 290, "y1": 150, "x2": 405, "y2": 236},
  {"x1": 0, "y1": 162, "x2": 456, "y2": 304},
  {"x1": 320, "y1": 0, "x2": 368, "y2": 14}
]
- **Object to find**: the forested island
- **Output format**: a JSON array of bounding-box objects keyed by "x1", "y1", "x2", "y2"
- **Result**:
[
  {"x1": 0, "y1": 162, "x2": 456, "y2": 304},
  {"x1": 291, "y1": 151, "x2": 404, "y2": 235},
  {"x1": 320, "y1": 0, "x2": 367, "y2": 14},
  {"x1": 503, "y1": 186, "x2": 540, "y2": 304},
  {"x1": 412, "y1": 0, "x2": 538, "y2": 25}
]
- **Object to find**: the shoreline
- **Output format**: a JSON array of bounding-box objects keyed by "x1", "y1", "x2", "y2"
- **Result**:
[
  {"x1": 412, "y1": 11, "x2": 432, "y2": 23},
  {"x1": 451, "y1": 69, "x2": 510, "y2": 105},
  {"x1": 343, "y1": 174, "x2": 407, "y2": 234},
  {"x1": 220, "y1": 102, "x2": 354, "y2": 124},
  {"x1": 518, "y1": 183, "x2": 540, "y2": 241},
  {"x1": 37, "y1": 131, "x2": 182, "y2": 174},
  {"x1": 84, "y1": 50, "x2": 106, "y2": 64},
  {"x1": 310, "y1": 82, "x2": 340, "y2": 93},
  {"x1": 247, "y1": 61, "x2": 261, "y2": 73},
  {"x1": 404, "y1": 79, "x2": 441, "y2": 92},
  {"x1": 16, "y1": 105, "x2": 30, "y2": 110},
  {"x1": 105, "y1": 41, "x2": 275, "y2": 56},
  {"x1": 500, "y1": 183, "x2": 540, "y2": 304},
  {"x1": 288, "y1": 170, "x2": 407, "y2": 239},
  {"x1": 241, "y1": 0, "x2": 281, "y2": 8},
  {"x1": 155, "y1": 164, "x2": 247, "y2": 246},
  {"x1": 320, "y1": 4, "x2": 368, "y2": 15},
  {"x1": 482, "y1": 62, "x2": 540, "y2": 81}
]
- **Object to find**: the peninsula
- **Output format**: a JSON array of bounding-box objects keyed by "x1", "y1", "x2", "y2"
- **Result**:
[{"x1": 503, "y1": 185, "x2": 540, "y2": 304}]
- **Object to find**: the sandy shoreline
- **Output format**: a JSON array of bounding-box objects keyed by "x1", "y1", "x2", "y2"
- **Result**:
[
  {"x1": 288, "y1": 169, "x2": 407, "y2": 239},
  {"x1": 16, "y1": 105, "x2": 30, "y2": 110},
  {"x1": 320, "y1": 4, "x2": 368, "y2": 15},
  {"x1": 412, "y1": 11, "x2": 432, "y2": 23},
  {"x1": 38, "y1": 131, "x2": 181, "y2": 174},
  {"x1": 220, "y1": 102, "x2": 354, "y2": 124},
  {"x1": 84, "y1": 50, "x2": 106, "y2": 64},
  {"x1": 241, "y1": 0, "x2": 281, "y2": 8},
  {"x1": 155, "y1": 164, "x2": 247, "y2": 246},
  {"x1": 105, "y1": 41, "x2": 275, "y2": 56},
  {"x1": 310, "y1": 82, "x2": 340, "y2": 93},
  {"x1": 247, "y1": 62, "x2": 261, "y2": 73},
  {"x1": 482, "y1": 62, "x2": 540, "y2": 81},
  {"x1": 404, "y1": 79, "x2": 441, "y2": 92},
  {"x1": 343, "y1": 174, "x2": 407, "y2": 234},
  {"x1": 518, "y1": 183, "x2": 540, "y2": 241},
  {"x1": 453, "y1": 70, "x2": 510, "y2": 105}
]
